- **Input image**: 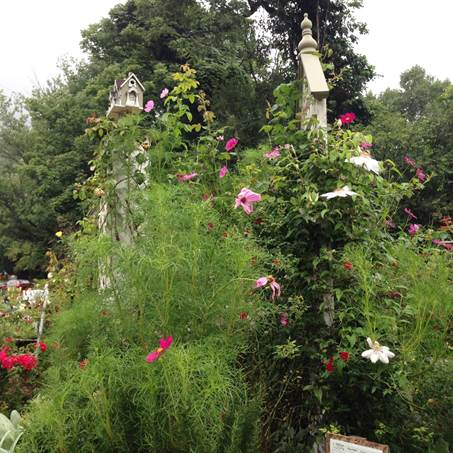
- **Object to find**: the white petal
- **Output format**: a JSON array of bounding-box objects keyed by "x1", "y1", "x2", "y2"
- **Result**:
[
  {"x1": 379, "y1": 352, "x2": 389, "y2": 364},
  {"x1": 370, "y1": 352, "x2": 379, "y2": 363},
  {"x1": 361, "y1": 349, "x2": 373, "y2": 358},
  {"x1": 366, "y1": 337, "x2": 373, "y2": 348},
  {"x1": 386, "y1": 350, "x2": 395, "y2": 359}
]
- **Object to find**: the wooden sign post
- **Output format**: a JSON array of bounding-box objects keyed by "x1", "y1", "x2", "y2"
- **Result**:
[{"x1": 326, "y1": 433, "x2": 389, "y2": 453}]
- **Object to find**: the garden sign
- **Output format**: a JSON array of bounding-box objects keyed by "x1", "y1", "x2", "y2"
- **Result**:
[{"x1": 326, "y1": 433, "x2": 389, "y2": 453}]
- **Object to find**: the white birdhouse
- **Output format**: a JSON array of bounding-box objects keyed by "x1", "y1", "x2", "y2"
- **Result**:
[
  {"x1": 298, "y1": 13, "x2": 329, "y2": 128},
  {"x1": 106, "y1": 72, "x2": 145, "y2": 119}
]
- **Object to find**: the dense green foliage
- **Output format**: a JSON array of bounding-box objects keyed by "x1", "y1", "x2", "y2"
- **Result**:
[
  {"x1": 0, "y1": 0, "x2": 377, "y2": 275},
  {"x1": 363, "y1": 66, "x2": 453, "y2": 222}
]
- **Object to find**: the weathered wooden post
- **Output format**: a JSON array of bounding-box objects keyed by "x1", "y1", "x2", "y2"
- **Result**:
[
  {"x1": 99, "y1": 72, "x2": 146, "y2": 289},
  {"x1": 297, "y1": 13, "x2": 329, "y2": 128}
]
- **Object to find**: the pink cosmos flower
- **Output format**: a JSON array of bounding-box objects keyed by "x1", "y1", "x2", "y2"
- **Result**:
[
  {"x1": 219, "y1": 166, "x2": 228, "y2": 178},
  {"x1": 160, "y1": 88, "x2": 169, "y2": 99},
  {"x1": 144, "y1": 100, "x2": 155, "y2": 112},
  {"x1": 235, "y1": 188, "x2": 261, "y2": 215},
  {"x1": 404, "y1": 155, "x2": 416, "y2": 167},
  {"x1": 339, "y1": 112, "x2": 356, "y2": 125},
  {"x1": 255, "y1": 276, "x2": 281, "y2": 300},
  {"x1": 432, "y1": 239, "x2": 453, "y2": 250},
  {"x1": 264, "y1": 147, "x2": 281, "y2": 159},
  {"x1": 146, "y1": 336, "x2": 173, "y2": 363},
  {"x1": 176, "y1": 172, "x2": 198, "y2": 182},
  {"x1": 404, "y1": 208, "x2": 417, "y2": 220},
  {"x1": 408, "y1": 223, "x2": 421, "y2": 236},
  {"x1": 225, "y1": 137, "x2": 238, "y2": 152},
  {"x1": 216, "y1": 135, "x2": 224, "y2": 141},
  {"x1": 360, "y1": 142, "x2": 372, "y2": 149},
  {"x1": 416, "y1": 168, "x2": 426, "y2": 183}
]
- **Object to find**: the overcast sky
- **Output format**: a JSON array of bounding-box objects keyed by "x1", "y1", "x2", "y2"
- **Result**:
[{"x1": 0, "y1": 0, "x2": 452, "y2": 97}]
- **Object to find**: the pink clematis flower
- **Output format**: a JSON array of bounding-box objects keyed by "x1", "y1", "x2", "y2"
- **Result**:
[
  {"x1": 264, "y1": 147, "x2": 281, "y2": 159},
  {"x1": 225, "y1": 137, "x2": 238, "y2": 152},
  {"x1": 235, "y1": 188, "x2": 262, "y2": 215},
  {"x1": 219, "y1": 166, "x2": 228, "y2": 178},
  {"x1": 146, "y1": 336, "x2": 173, "y2": 363},
  {"x1": 404, "y1": 155, "x2": 416, "y2": 167},
  {"x1": 255, "y1": 275, "x2": 281, "y2": 300},
  {"x1": 416, "y1": 168, "x2": 426, "y2": 183},
  {"x1": 160, "y1": 88, "x2": 169, "y2": 99},
  {"x1": 144, "y1": 100, "x2": 155, "y2": 112},
  {"x1": 176, "y1": 172, "x2": 198, "y2": 182},
  {"x1": 404, "y1": 208, "x2": 417, "y2": 220},
  {"x1": 432, "y1": 239, "x2": 453, "y2": 250},
  {"x1": 339, "y1": 112, "x2": 356, "y2": 125},
  {"x1": 408, "y1": 223, "x2": 421, "y2": 236}
]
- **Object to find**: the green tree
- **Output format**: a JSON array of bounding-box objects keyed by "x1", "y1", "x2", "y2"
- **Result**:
[
  {"x1": 244, "y1": 0, "x2": 375, "y2": 119},
  {"x1": 364, "y1": 66, "x2": 452, "y2": 222}
]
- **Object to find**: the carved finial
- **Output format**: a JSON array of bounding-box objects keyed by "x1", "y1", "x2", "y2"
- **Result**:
[{"x1": 298, "y1": 13, "x2": 318, "y2": 54}]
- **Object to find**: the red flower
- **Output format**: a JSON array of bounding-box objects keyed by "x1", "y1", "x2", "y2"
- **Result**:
[
  {"x1": 222, "y1": 232, "x2": 229, "y2": 238},
  {"x1": 16, "y1": 354, "x2": 38, "y2": 371},
  {"x1": 34, "y1": 341, "x2": 47, "y2": 352},
  {"x1": 207, "y1": 223, "x2": 214, "y2": 231},
  {"x1": 4, "y1": 337, "x2": 13, "y2": 343},
  {"x1": 279, "y1": 312, "x2": 289, "y2": 326},
  {"x1": 343, "y1": 261, "x2": 353, "y2": 270},
  {"x1": 325, "y1": 357, "x2": 334, "y2": 373},
  {"x1": 79, "y1": 359, "x2": 89, "y2": 369},
  {"x1": 440, "y1": 216, "x2": 452, "y2": 227},
  {"x1": 339, "y1": 351, "x2": 350, "y2": 362},
  {"x1": 239, "y1": 312, "x2": 249, "y2": 320},
  {"x1": 339, "y1": 112, "x2": 356, "y2": 125},
  {"x1": 254, "y1": 217, "x2": 263, "y2": 225}
]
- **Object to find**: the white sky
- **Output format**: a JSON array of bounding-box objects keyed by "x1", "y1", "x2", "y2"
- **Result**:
[{"x1": 0, "y1": 0, "x2": 451, "y2": 96}]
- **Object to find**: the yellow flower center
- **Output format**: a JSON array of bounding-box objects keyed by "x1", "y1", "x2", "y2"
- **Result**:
[{"x1": 156, "y1": 347, "x2": 164, "y2": 354}]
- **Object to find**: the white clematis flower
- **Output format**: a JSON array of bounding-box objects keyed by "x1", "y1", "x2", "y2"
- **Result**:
[
  {"x1": 361, "y1": 337, "x2": 395, "y2": 364},
  {"x1": 320, "y1": 185, "x2": 358, "y2": 200},
  {"x1": 346, "y1": 151, "x2": 381, "y2": 174}
]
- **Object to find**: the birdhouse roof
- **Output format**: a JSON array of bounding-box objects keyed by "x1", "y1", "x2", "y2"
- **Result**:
[{"x1": 116, "y1": 72, "x2": 145, "y2": 91}]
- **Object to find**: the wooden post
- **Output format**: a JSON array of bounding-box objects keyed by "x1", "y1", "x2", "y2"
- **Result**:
[{"x1": 298, "y1": 13, "x2": 329, "y2": 128}]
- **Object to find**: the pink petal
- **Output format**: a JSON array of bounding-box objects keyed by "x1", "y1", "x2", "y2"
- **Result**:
[
  {"x1": 270, "y1": 281, "x2": 281, "y2": 299},
  {"x1": 242, "y1": 202, "x2": 253, "y2": 215},
  {"x1": 159, "y1": 336, "x2": 173, "y2": 350},
  {"x1": 219, "y1": 166, "x2": 228, "y2": 178},
  {"x1": 146, "y1": 351, "x2": 160, "y2": 363},
  {"x1": 255, "y1": 277, "x2": 268, "y2": 288}
]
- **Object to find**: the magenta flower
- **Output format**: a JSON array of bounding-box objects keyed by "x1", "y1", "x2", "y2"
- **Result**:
[
  {"x1": 408, "y1": 223, "x2": 421, "y2": 236},
  {"x1": 255, "y1": 276, "x2": 281, "y2": 300},
  {"x1": 144, "y1": 100, "x2": 155, "y2": 112},
  {"x1": 176, "y1": 172, "x2": 198, "y2": 182},
  {"x1": 235, "y1": 188, "x2": 261, "y2": 215},
  {"x1": 416, "y1": 168, "x2": 426, "y2": 183},
  {"x1": 339, "y1": 112, "x2": 356, "y2": 125},
  {"x1": 264, "y1": 147, "x2": 281, "y2": 159},
  {"x1": 404, "y1": 208, "x2": 417, "y2": 220},
  {"x1": 225, "y1": 137, "x2": 238, "y2": 152},
  {"x1": 432, "y1": 240, "x2": 453, "y2": 250},
  {"x1": 146, "y1": 336, "x2": 173, "y2": 363},
  {"x1": 403, "y1": 155, "x2": 416, "y2": 167},
  {"x1": 360, "y1": 142, "x2": 373, "y2": 149},
  {"x1": 219, "y1": 166, "x2": 228, "y2": 178},
  {"x1": 160, "y1": 88, "x2": 169, "y2": 99}
]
